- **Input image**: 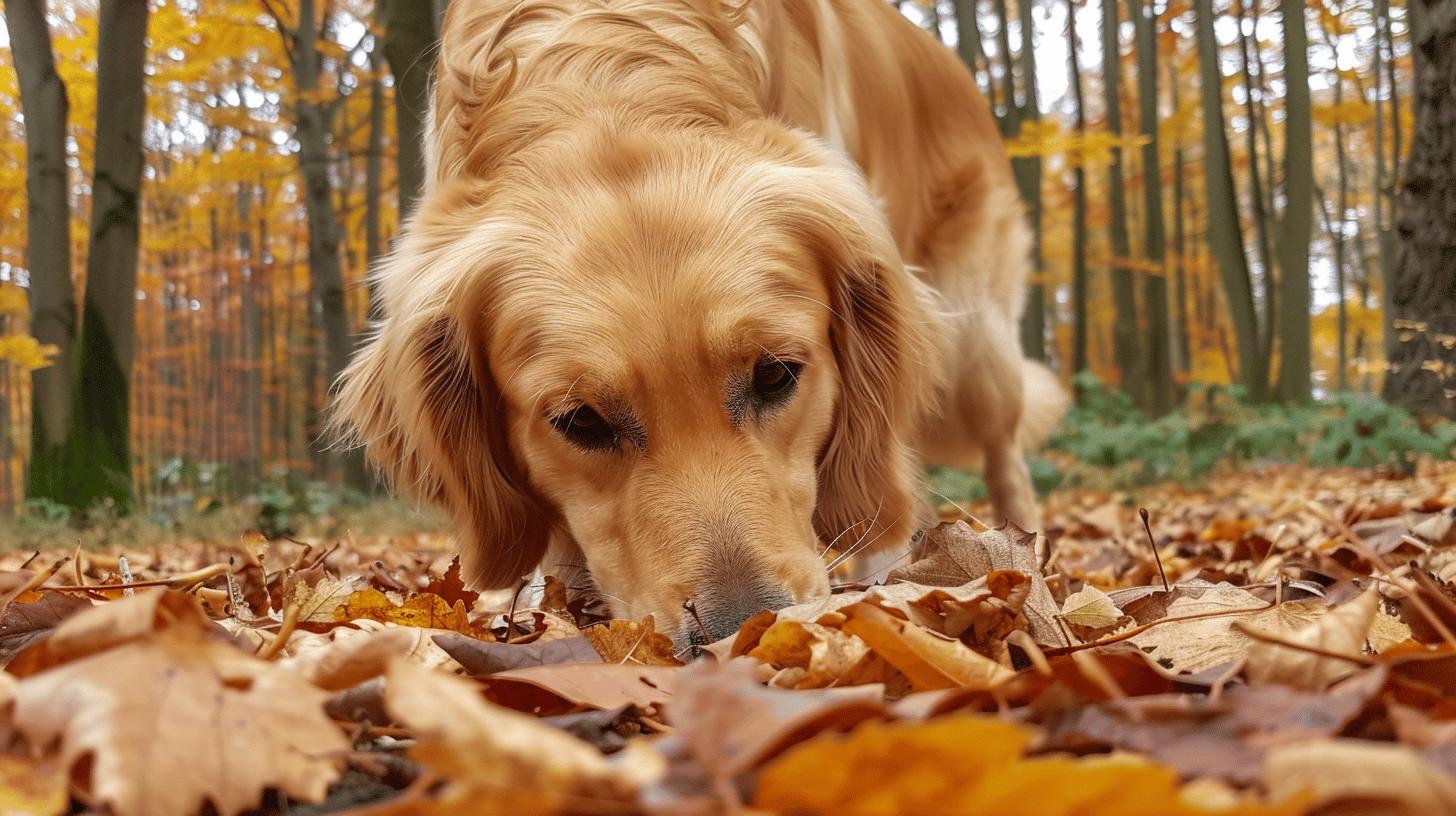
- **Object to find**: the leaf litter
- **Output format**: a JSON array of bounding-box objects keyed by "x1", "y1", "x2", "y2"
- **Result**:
[{"x1": 1, "y1": 460, "x2": 1456, "y2": 814}]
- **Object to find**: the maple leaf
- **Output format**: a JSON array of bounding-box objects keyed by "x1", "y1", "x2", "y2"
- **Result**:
[
  {"x1": 421, "y1": 556, "x2": 480, "y2": 609},
  {"x1": 580, "y1": 616, "x2": 683, "y2": 666},
  {"x1": 4, "y1": 591, "x2": 346, "y2": 816}
]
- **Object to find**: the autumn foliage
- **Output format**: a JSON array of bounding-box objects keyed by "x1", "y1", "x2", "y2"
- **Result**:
[{"x1": 0, "y1": 461, "x2": 1454, "y2": 814}]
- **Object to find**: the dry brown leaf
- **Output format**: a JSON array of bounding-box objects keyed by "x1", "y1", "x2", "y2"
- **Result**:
[
  {"x1": 1061, "y1": 585, "x2": 1123, "y2": 629},
  {"x1": 378, "y1": 659, "x2": 648, "y2": 815},
  {"x1": 890, "y1": 522, "x2": 1068, "y2": 646},
  {"x1": 580, "y1": 616, "x2": 683, "y2": 666},
  {"x1": 278, "y1": 625, "x2": 428, "y2": 690},
  {"x1": 666, "y1": 659, "x2": 886, "y2": 779},
  {"x1": 334, "y1": 588, "x2": 485, "y2": 638},
  {"x1": 5, "y1": 590, "x2": 345, "y2": 816},
  {"x1": 840, "y1": 602, "x2": 1014, "y2": 691},
  {"x1": 435, "y1": 632, "x2": 601, "y2": 675},
  {"x1": 484, "y1": 662, "x2": 680, "y2": 714},
  {"x1": 420, "y1": 556, "x2": 480, "y2": 609},
  {"x1": 1128, "y1": 584, "x2": 1322, "y2": 674},
  {"x1": 1264, "y1": 738, "x2": 1456, "y2": 815},
  {"x1": 748, "y1": 620, "x2": 892, "y2": 689},
  {"x1": 1244, "y1": 588, "x2": 1378, "y2": 689},
  {"x1": 0, "y1": 593, "x2": 92, "y2": 669}
]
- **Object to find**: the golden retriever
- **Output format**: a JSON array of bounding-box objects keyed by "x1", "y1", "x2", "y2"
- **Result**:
[{"x1": 333, "y1": 0, "x2": 1067, "y2": 646}]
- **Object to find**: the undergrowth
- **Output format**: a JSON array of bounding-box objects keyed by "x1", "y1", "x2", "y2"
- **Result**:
[{"x1": 930, "y1": 373, "x2": 1456, "y2": 505}]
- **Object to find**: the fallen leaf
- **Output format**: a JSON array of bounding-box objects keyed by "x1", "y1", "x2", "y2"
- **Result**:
[
  {"x1": 748, "y1": 620, "x2": 891, "y2": 689},
  {"x1": 666, "y1": 659, "x2": 886, "y2": 779},
  {"x1": 580, "y1": 617, "x2": 683, "y2": 666},
  {"x1": 434, "y1": 632, "x2": 601, "y2": 675},
  {"x1": 0, "y1": 593, "x2": 92, "y2": 668},
  {"x1": 5, "y1": 590, "x2": 346, "y2": 816},
  {"x1": 334, "y1": 588, "x2": 485, "y2": 638},
  {"x1": 1264, "y1": 738, "x2": 1456, "y2": 815},
  {"x1": 1128, "y1": 584, "x2": 1324, "y2": 674},
  {"x1": 484, "y1": 662, "x2": 680, "y2": 714},
  {"x1": 1244, "y1": 588, "x2": 1378, "y2": 689},
  {"x1": 840, "y1": 602, "x2": 1015, "y2": 691},
  {"x1": 421, "y1": 556, "x2": 480, "y2": 610},
  {"x1": 890, "y1": 522, "x2": 1068, "y2": 646},
  {"x1": 0, "y1": 754, "x2": 67, "y2": 816},
  {"x1": 754, "y1": 715, "x2": 1301, "y2": 816},
  {"x1": 374, "y1": 659, "x2": 650, "y2": 815}
]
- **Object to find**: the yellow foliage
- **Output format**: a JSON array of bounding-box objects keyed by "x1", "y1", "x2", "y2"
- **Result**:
[
  {"x1": 0, "y1": 335, "x2": 58, "y2": 372},
  {"x1": 0, "y1": 284, "x2": 27, "y2": 316},
  {"x1": 1007, "y1": 121, "x2": 1151, "y2": 166},
  {"x1": 754, "y1": 717, "x2": 1305, "y2": 816}
]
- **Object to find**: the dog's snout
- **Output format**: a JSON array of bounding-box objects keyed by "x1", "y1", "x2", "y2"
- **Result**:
[{"x1": 686, "y1": 588, "x2": 794, "y2": 646}]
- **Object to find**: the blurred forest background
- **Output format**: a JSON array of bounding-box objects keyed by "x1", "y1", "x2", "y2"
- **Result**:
[{"x1": 0, "y1": 0, "x2": 1451, "y2": 525}]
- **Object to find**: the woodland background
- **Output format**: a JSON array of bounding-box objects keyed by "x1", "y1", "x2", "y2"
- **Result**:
[{"x1": 0, "y1": 0, "x2": 1448, "y2": 521}]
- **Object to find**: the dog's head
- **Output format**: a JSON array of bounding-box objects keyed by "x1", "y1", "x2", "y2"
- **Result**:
[{"x1": 334, "y1": 123, "x2": 939, "y2": 646}]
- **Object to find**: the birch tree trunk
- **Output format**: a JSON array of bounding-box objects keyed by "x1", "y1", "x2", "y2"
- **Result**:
[{"x1": 3, "y1": 0, "x2": 77, "y2": 500}]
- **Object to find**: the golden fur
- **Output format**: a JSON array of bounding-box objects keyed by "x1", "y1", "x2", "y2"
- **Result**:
[{"x1": 333, "y1": 0, "x2": 1067, "y2": 644}]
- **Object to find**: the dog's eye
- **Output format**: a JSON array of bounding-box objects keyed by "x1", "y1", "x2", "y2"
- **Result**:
[
  {"x1": 550, "y1": 405, "x2": 618, "y2": 451},
  {"x1": 751, "y1": 357, "x2": 803, "y2": 408}
]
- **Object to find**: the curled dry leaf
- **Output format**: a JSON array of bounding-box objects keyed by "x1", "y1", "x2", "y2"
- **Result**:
[
  {"x1": 840, "y1": 602, "x2": 1015, "y2": 692},
  {"x1": 1243, "y1": 588, "x2": 1379, "y2": 690},
  {"x1": 0, "y1": 592, "x2": 91, "y2": 669},
  {"x1": 333, "y1": 588, "x2": 486, "y2": 638},
  {"x1": 4, "y1": 590, "x2": 346, "y2": 816},
  {"x1": 890, "y1": 521, "x2": 1068, "y2": 646},
  {"x1": 748, "y1": 620, "x2": 892, "y2": 689},
  {"x1": 1264, "y1": 738, "x2": 1456, "y2": 816},
  {"x1": 483, "y1": 662, "x2": 680, "y2": 714},
  {"x1": 373, "y1": 658, "x2": 650, "y2": 815},
  {"x1": 1128, "y1": 583, "x2": 1325, "y2": 674}
]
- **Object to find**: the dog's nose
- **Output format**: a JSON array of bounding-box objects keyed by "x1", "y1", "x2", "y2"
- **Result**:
[{"x1": 686, "y1": 588, "x2": 794, "y2": 646}]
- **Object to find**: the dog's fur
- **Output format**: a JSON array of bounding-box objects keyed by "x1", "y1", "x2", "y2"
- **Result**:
[{"x1": 333, "y1": 0, "x2": 1067, "y2": 644}]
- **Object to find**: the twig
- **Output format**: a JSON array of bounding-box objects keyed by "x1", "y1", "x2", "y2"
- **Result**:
[
  {"x1": 505, "y1": 574, "x2": 530, "y2": 640},
  {"x1": 39, "y1": 563, "x2": 232, "y2": 594},
  {"x1": 71, "y1": 545, "x2": 85, "y2": 587},
  {"x1": 1043, "y1": 599, "x2": 1276, "y2": 657},
  {"x1": 18, "y1": 551, "x2": 40, "y2": 570},
  {"x1": 682, "y1": 599, "x2": 711, "y2": 643},
  {"x1": 1140, "y1": 507, "x2": 1170, "y2": 592}
]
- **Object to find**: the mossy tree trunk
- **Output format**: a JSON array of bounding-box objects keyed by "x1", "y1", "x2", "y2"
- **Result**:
[
  {"x1": 53, "y1": 0, "x2": 150, "y2": 511},
  {"x1": 4, "y1": 0, "x2": 77, "y2": 502}
]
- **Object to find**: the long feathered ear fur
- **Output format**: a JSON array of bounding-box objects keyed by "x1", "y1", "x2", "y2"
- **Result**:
[
  {"x1": 329, "y1": 182, "x2": 550, "y2": 589},
  {"x1": 768, "y1": 147, "x2": 946, "y2": 555}
]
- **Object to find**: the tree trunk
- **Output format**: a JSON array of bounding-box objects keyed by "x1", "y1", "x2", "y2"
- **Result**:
[
  {"x1": 1276, "y1": 0, "x2": 1313, "y2": 403},
  {"x1": 380, "y1": 0, "x2": 438, "y2": 219},
  {"x1": 950, "y1": 0, "x2": 991, "y2": 96},
  {"x1": 1101, "y1": 0, "x2": 1139, "y2": 399},
  {"x1": 1129, "y1": 0, "x2": 1172, "y2": 414},
  {"x1": 1169, "y1": 54, "x2": 1192, "y2": 378},
  {"x1": 1235, "y1": 0, "x2": 1276, "y2": 365},
  {"x1": 1384, "y1": 0, "x2": 1456, "y2": 416},
  {"x1": 1068, "y1": 0, "x2": 1090, "y2": 375},
  {"x1": 4, "y1": 0, "x2": 77, "y2": 500},
  {"x1": 1375, "y1": 0, "x2": 1397, "y2": 371},
  {"x1": 52, "y1": 0, "x2": 150, "y2": 511},
  {"x1": 1194, "y1": 0, "x2": 1266, "y2": 400},
  {"x1": 366, "y1": 46, "x2": 386, "y2": 321},
  {"x1": 1334, "y1": 82, "x2": 1350, "y2": 392},
  {"x1": 1015, "y1": 0, "x2": 1046, "y2": 363}
]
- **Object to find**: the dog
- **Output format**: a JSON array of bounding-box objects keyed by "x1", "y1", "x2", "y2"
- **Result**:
[{"x1": 333, "y1": 0, "x2": 1067, "y2": 647}]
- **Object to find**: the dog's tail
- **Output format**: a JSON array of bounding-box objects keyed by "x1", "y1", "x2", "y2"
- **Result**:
[{"x1": 1018, "y1": 359, "x2": 1070, "y2": 451}]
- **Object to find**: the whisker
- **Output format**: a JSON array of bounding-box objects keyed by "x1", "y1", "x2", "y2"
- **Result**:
[{"x1": 925, "y1": 485, "x2": 989, "y2": 530}]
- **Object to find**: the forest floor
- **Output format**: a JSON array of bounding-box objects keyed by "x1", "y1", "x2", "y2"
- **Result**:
[{"x1": 3, "y1": 459, "x2": 1456, "y2": 815}]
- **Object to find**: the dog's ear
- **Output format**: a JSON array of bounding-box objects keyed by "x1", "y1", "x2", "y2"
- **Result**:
[
  {"x1": 780, "y1": 164, "x2": 943, "y2": 555},
  {"x1": 330, "y1": 193, "x2": 549, "y2": 589}
]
